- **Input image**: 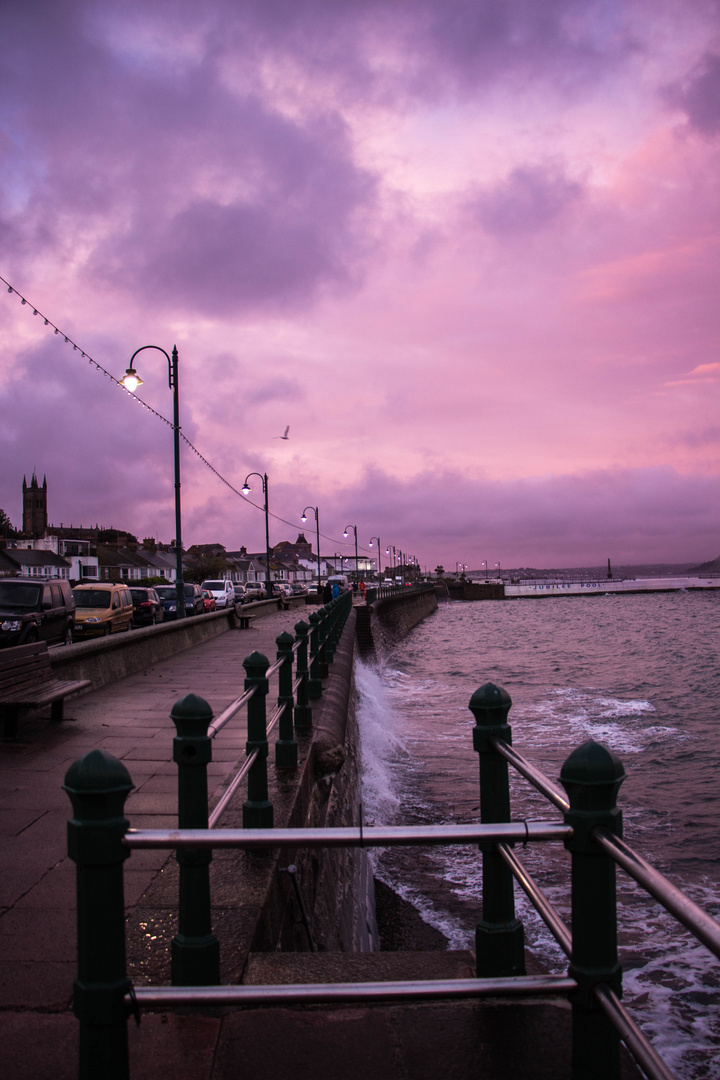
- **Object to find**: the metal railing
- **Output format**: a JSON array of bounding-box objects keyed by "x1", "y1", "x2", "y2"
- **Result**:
[
  {"x1": 364, "y1": 581, "x2": 434, "y2": 603},
  {"x1": 62, "y1": 662, "x2": 720, "y2": 1080}
]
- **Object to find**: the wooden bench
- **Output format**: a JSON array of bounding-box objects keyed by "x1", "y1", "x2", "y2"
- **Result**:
[
  {"x1": 233, "y1": 605, "x2": 255, "y2": 630},
  {"x1": 0, "y1": 641, "x2": 92, "y2": 739}
]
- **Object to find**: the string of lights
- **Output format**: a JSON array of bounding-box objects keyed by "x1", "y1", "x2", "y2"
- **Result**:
[{"x1": 0, "y1": 273, "x2": 375, "y2": 557}]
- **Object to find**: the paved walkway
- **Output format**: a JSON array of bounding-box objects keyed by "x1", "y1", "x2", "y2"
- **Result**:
[{"x1": 0, "y1": 608, "x2": 314, "y2": 1079}]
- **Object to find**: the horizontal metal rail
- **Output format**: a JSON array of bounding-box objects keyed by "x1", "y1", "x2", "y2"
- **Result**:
[
  {"x1": 594, "y1": 985, "x2": 677, "y2": 1080},
  {"x1": 292, "y1": 674, "x2": 303, "y2": 694},
  {"x1": 491, "y1": 737, "x2": 569, "y2": 812},
  {"x1": 265, "y1": 656, "x2": 283, "y2": 680},
  {"x1": 124, "y1": 821, "x2": 572, "y2": 850},
  {"x1": 594, "y1": 828, "x2": 720, "y2": 961},
  {"x1": 207, "y1": 705, "x2": 284, "y2": 829},
  {"x1": 498, "y1": 843, "x2": 572, "y2": 957},
  {"x1": 207, "y1": 687, "x2": 255, "y2": 737},
  {"x1": 128, "y1": 973, "x2": 577, "y2": 1009}
]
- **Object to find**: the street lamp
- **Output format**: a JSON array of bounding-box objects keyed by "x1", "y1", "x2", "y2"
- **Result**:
[
  {"x1": 343, "y1": 525, "x2": 358, "y2": 586},
  {"x1": 242, "y1": 472, "x2": 271, "y2": 599},
  {"x1": 301, "y1": 506, "x2": 321, "y2": 592},
  {"x1": 121, "y1": 345, "x2": 185, "y2": 618},
  {"x1": 368, "y1": 537, "x2": 381, "y2": 582},
  {"x1": 482, "y1": 560, "x2": 488, "y2": 578}
]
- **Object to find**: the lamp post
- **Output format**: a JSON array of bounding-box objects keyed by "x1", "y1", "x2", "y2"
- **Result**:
[
  {"x1": 301, "y1": 506, "x2": 321, "y2": 591},
  {"x1": 343, "y1": 525, "x2": 358, "y2": 586},
  {"x1": 242, "y1": 473, "x2": 271, "y2": 599},
  {"x1": 482, "y1": 560, "x2": 488, "y2": 578},
  {"x1": 121, "y1": 345, "x2": 185, "y2": 618},
  {"x1": 368, "y1": 537, "x2": 381, "y2": 583}
]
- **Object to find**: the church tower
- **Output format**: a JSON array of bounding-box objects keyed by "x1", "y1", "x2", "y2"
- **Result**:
[{"x1": 22, "y1": 472, "x2": 48, "y2": 536}]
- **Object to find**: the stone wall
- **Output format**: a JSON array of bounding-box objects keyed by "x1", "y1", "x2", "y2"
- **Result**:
[
  {"x1": 370, "y1": 585, "x2": 438, "y2": 653},
  {"x1": 48, "y1": 597, "x2": 305, "y2": 692}
]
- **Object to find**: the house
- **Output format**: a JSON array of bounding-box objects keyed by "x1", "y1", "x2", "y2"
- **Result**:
[{"x1": 0, "y1": 548, "x2": 72, "y2": 579}]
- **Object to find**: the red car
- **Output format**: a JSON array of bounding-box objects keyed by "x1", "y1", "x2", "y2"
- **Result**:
[{"x1": 201, "y1": 589, "x2": 216, "y2": 613}]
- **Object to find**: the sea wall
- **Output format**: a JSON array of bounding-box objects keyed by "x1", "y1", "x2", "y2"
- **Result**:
[{"x1": 370, "y1": 585, "x2": 438, "y2": 652}]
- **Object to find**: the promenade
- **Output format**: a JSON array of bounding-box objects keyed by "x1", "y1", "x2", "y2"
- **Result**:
[{"x1": 0, "y1": 606, "x2": 641, "y2": 1080}]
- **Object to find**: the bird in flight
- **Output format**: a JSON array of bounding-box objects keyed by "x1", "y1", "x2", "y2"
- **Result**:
[{"x1": 274, "y1": 426, "x2": 290, "y2": 440}]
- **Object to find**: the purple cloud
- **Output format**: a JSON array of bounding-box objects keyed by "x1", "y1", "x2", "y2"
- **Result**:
[
  {"x1": 666, "y1": 52, "x2": 720, "y2": 136},
  {"x1": 469, "y1": 164, "x2": 584, "y2": 236}
]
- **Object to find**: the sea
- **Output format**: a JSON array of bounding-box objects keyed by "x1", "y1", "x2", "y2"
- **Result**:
[{"x1": 355, "y1": 590, "x2": 720, "y2": 1080}]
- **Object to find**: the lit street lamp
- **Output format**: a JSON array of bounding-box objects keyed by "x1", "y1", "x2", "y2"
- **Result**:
[
  {"x1": 121, "y1": 345, "x2": 185, "y2": 618},
  {"x1": 368, "y1": 537, "x2": 381, "y2": 582},
  {"x1": 242, "y1": 473, "x2": 271, "y2": 599},
  {"x1": 343, "y1": 524, "x2": 358, "y2": 586},
  {"x1": 301, "y1": 506, "x2": 321, "y2": 591}
]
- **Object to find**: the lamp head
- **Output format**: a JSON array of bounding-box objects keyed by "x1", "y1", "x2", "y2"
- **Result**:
[
  {"x1": 120, "y1": 367, "x2": 143, "y2": 393},
  {"x1": 242, "y1": 484, "x2": 251, "y2": 495},
  {"x1": 301, "y1": 514, "x2": 307, "y2": 523}
]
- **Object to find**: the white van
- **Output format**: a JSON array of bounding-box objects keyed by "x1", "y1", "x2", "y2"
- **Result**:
[{"x1": 200, "y1": 579, "x2": 236, "y2": 609}]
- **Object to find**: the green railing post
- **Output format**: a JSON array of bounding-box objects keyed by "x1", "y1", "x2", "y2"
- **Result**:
[
  {"x1": 171, "y1": 693, "x2": 220, "y2": 986},
  {"x1": 469, "y1": 682, "x2": 525, "y2": 977},
  {"x1": 323, "y1": 599, "x2": 337, "y2": 666},
  {"x1": 275, "y1": 631, "x2": 298, "y2": 768},
  {"x1": 316, "y1": 605, "x2": 330, "y2": 678},
  {"x1": 561, "y1": 740, "x2": 625, "y2": 1080},
  {"x1": 243, "y1": 651, "x2": 273, "y2": 828},
  {"x1": 307, "y1": 611, "x2": 323, "y2": 699},
  {"x1": 293, "y1": 619, "x2": 312, "y2": 734},
  {"x1": 64, "y1": 749, "x2": 133, "y2": 1080}
]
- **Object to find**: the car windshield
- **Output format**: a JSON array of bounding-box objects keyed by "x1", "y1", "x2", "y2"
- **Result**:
[
  {"x1": 73, "y1": 590, "x2": 111, "y2": 609},
  {"x1": 0, "y1": 583, "x2": 41, "y2": 608},
  {"x1": 130, "y1": 590, "x2": 150, "y2": 602},
  {"x1": 202, "y1": 581, "x2": 225, "y2": 589},
  {"x1": 155, "y1": 587, "x2": 176, "y2": 599}
]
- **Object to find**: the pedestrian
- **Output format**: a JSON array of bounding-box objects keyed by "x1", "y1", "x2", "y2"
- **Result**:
[
  {"x1": 359, "y1": 580, "x2": 366, "y2": 595},
  {"x1": 323, "y1": 582, "x2": 332, "y2": 604},
  {"x1": 331, "y1": 581, "x2": 340, "y2": 600}
]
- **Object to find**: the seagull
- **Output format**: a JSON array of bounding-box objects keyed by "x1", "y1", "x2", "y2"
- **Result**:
[{"x1": 273, "y1": 426, "x2": 290, "y2": 440}]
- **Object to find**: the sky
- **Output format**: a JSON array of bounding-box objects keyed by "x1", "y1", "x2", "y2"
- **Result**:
[{"x1": 1, "y1": 0, "x2": 719, "y2": 571}]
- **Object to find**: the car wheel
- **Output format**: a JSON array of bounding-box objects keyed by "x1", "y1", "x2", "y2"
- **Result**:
[
  {"x1": 63, "y1": 624, "x2": 73, "y2": 646},
  {"x1": 25, "y1": 630, "x2": 39, "y2": 644}
]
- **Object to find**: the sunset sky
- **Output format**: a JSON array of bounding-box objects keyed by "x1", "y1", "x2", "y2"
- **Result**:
[{"x1": 1, "y1": 0, "x2": 719, "y2": 570}]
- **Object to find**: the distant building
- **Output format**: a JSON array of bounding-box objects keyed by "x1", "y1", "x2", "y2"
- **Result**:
[{"x1": 22, "y1": 472, "x2": 47, "y2": 536}]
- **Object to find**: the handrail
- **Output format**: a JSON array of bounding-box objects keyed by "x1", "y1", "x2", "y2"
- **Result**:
[
  {"x1": 490, "y1": 737, "x2": 570, "y2": 812},
  {"x1": 128, "y1": 973, "x2": 577, "y2": 1009},
  {"x1": 124, "y1": 821, "x2": 572, "y2": 849},
  {"x1": 594, "y1": 985, "x2": 677, "y2": 1080},
  {"x1": 593, "y1": 827, "x2": 720, "y2": 961},
  {"x1": 497, "y1": 843, "x2": 572, "y2": 956},
  {"x1": 127, "y1": 976, "x2": 578, "y2": 1006},
  {"x1": 207, "y1": 685, "x2": 256, "y2": 737}
]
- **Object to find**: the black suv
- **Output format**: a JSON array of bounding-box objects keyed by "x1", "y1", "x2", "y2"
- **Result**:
[
  {"x1": 0, "y1": 577, "x2": 75, "y2": 648},
  {"x1": 154, "y1": 583, "x2": 205, "y2": 619}
]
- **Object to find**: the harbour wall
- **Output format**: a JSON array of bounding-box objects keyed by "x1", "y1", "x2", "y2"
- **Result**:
[{"x1": 368, "y1": 585, "x2": 438, "y2": 653}]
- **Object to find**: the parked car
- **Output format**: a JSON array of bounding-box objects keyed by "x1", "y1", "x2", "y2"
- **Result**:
[
  {"x1": 72, "y1": 583, "x2": 134, "y2": 637},
  {"x1": 0, "y1": 577, "x2": 75, "y2": 648},
  {"x1": 201, "y1": 589, "x2": 216, "y2": 613},
  {"x1": 232, "y1": 583, "x2": 247, "y2": 605},
  {"x1": 200, "y1": 579, "x2": 235, "y2": 608},
  {"x1": 154, "y1": 583, "x2": 205, "y2": 619},
  {"x1": 129, "y1": 587, "x2": 164, "y2": 627},
  {"x1": 244, "y1": 582, "x2": 265, "y2": 601},
  {"x1": 289, "y1": 583, "x2": 308, "y2": 596}
]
